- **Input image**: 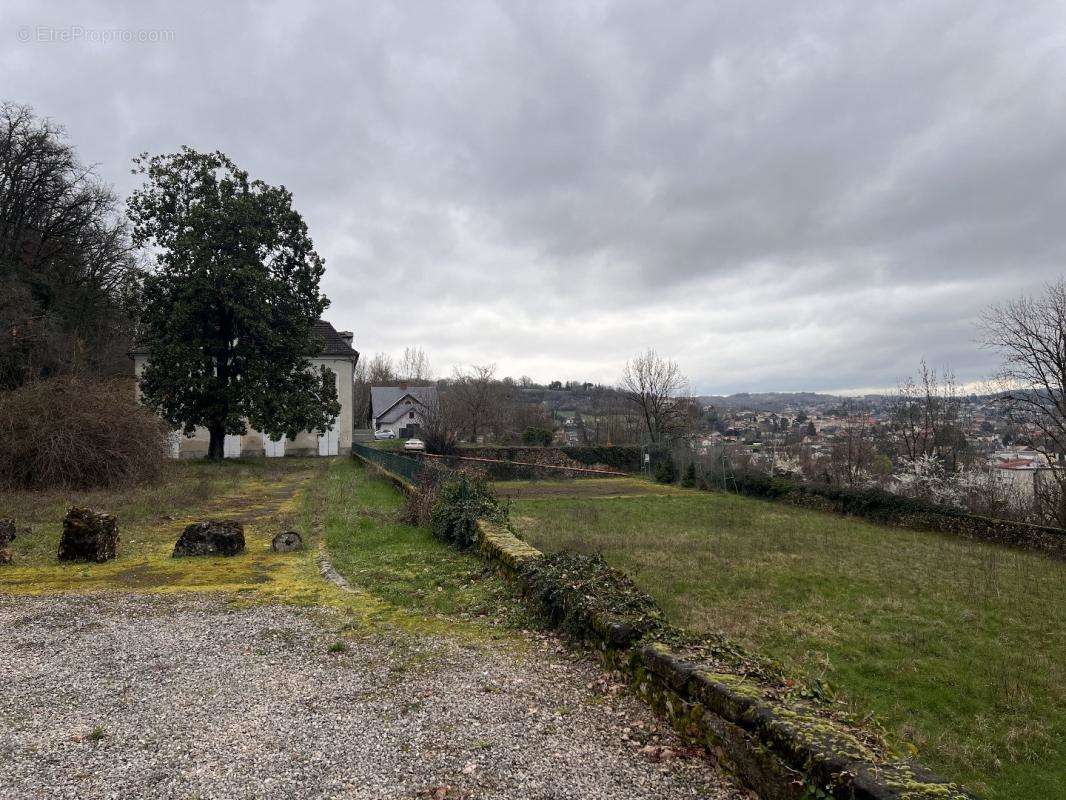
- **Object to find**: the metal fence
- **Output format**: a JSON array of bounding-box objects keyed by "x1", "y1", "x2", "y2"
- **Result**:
[{"x1": 351, "y1": 443, "x2": 433, "y2": 484}]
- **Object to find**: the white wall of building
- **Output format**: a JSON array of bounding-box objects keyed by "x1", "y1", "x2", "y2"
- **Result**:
[{"x1": 134, "y1": 354, "x2": 355, "y2": 458}]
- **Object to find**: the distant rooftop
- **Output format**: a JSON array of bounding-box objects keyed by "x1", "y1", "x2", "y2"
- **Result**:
[{"x1": 371, "y1": 384, "x2": 438, "y2": 419}]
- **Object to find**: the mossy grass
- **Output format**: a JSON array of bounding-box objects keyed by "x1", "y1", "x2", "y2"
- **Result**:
[
  {"x1": 319, "y1": 461, "x2": 527, "y2": 634},
  {"x1": 511, "y1": 482, "x2": 1066, "y2": 800},
  {"x1": 0, "y1": 458, "x2": 516, "y2": 640},
  {"x1": 0, "y1": 458, "x2": 321, "y2": 596}
]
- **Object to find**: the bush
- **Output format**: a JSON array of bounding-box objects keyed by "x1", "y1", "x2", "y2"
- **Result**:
[
  {"x1": 521, "y1": 426, "x2": 554, "y2": 446},
  {"x1": 654, "y1": 457, "x2": 677, "y2": 484},
  {"x1": 0, "y1": 377, "x2": 170, "y2": 490},
  {"x1": 680, "y1": 462, "x2": 697, "y2": 488},
  {"x1": 396, "y1": 467, "x2": 445, "y2": 527},
  {"x1": 430, "y1": 473, "x2": 507, "y2": 548}
]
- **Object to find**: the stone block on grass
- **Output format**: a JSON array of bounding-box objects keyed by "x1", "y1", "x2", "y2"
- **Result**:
[
  {"x1": 58, "y1": 507, "x2": 118, "y2": 563},
  {"x1": 0, "y1": 518, "x2": 15, "y2": 564},
  {"x1": 172, "y1": 520, "x2": 245, "y2": 557}
]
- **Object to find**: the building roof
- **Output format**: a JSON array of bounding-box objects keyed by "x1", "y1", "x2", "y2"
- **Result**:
[
  {"x1": 371, "y1": 385, "x2": 438, "y2": 419},
  {"x1": 311, "y1": 319, "x2": 359, "y2": 360},
  {"x1": 131, "y1": 319, "x2": 357, "y2": 361},
  {"x1": 996, "y1": 459, "x2": 1040, "y2": 470}
]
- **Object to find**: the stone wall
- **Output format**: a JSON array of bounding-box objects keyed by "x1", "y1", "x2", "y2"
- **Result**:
[{"x1": 413, "y1": 448, "x2": 630, "y2": 480}]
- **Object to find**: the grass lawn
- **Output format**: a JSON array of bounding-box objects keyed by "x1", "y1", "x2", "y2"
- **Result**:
[
  {"x1": 509, "y1": 479, "x2": 1066, "y2": 800},
  {"x1": 314, "y1": 460, "x2": 523, "y2": 631}
]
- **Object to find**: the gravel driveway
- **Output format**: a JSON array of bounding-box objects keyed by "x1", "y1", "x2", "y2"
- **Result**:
[{"x1": 0, "y1": 594, "x2": 746, "y2": 800}]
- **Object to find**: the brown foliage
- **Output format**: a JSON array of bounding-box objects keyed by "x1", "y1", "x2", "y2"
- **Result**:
[
  {"x1": 396, "y1": 468, "x2": 443, "y2": 527},
  {"x1": 0, "y1": 376, "x2": 170, "y2": 490}
]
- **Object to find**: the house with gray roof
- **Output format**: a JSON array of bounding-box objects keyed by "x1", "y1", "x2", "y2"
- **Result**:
[{"x1": 371, "y1": 383, "x2": 438, "y2": 439}]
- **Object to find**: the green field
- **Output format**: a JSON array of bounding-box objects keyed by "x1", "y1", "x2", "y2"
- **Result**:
[{"x1": 508, "y1": 479, "x2": 1066, "y2": 800}]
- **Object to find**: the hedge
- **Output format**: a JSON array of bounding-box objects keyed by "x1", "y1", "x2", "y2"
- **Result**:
[{"x1": 725, "y1": 468, "x2": 1066, "y2": 558}]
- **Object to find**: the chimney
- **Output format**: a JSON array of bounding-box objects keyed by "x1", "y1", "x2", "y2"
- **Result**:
[
  {"x1": 338, "y1": 331, "x2": 354, "y2": 347},
  {"x1": 399, "y1": 381, "x2": 408, "y2": 391}
]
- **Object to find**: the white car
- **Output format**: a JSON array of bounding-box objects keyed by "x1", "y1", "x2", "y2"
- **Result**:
[
  {"x1": 374, "y1": 429, "x2": 397, "y2": 440},
  {"x1": 403, "y1": 438, "x2": 426, "y2": 452}
]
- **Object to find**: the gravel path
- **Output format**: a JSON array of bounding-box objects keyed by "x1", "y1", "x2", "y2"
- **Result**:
[{"x1": 0, "y1": 594, "x2": 747, "y2": 800}]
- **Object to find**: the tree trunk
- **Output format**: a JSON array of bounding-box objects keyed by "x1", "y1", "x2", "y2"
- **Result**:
[{"x1": 207, "y1": 423, "x2": 225, "y2": 461}]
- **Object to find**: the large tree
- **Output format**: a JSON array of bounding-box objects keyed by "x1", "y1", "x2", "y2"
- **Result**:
[
  {"x1": 448, "y1": 363, "x2": 499, "y2": 441},
  {"x1": 980, "y1": 280, "x2": 1066, "y2": 526},
  {"x1": 887, "y1": 361, "x2": 968, "y2": 470},
  {"x1": 128, "y1": 147, "x2": 339, "y2": 460}
]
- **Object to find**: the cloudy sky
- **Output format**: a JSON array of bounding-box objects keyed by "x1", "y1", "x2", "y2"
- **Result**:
[{"x1": 3, "y1": 1, "x2": 1064, "y2": 394}]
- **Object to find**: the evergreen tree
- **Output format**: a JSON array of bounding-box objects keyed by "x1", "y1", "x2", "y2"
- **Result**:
[
  {"x1": 654, "y1": 457, "x2": 677, "y2": 484},
  {"x1": 680, "y1": 461, "x2": 697, "y2": 488},
  {"x1": 128, "y1": 148, "x2": 339, "y2": 460}
]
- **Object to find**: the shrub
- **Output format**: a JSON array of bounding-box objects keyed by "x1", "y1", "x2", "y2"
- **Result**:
[
  {"x1": 521, "y1": 426, "x2": 554, "y2": 446},
  {"x1": 0, "y1": 377, "x2": 170, "y2": 490},
  {"x1": 430, "y1": 473, "x2": 507, "y2": 548},
  {"x1": 654, "y1": 457, "x2": 677, "y2": 484},
  {"x1": 396, "y1": 466, "x2": 445, "y2": 527},
  {"x1": 731, "y1": 467, "x2": 797, "y2": 499},
  {"x1": 680, "y1": 462, "x2": 697, "y2": 488}
]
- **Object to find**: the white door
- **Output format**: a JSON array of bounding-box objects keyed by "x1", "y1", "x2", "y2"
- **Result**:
[
  {"x1": 263, "y1": 433, "x2": 285, "y2": 458},
  {"x1": 167, "y1": 432, "x2": 181, "y2": 459},
  {"x1": 223, "y1": 434, "x2": 242, "y2": 458},
  {"x1": 318, "y1": 426, "x2": 339, "y2": 456}
]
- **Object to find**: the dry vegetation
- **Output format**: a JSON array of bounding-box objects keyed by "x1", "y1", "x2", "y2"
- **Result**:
[{"x1": 0, "y1": 377, "x2": 169, "y2": 490}]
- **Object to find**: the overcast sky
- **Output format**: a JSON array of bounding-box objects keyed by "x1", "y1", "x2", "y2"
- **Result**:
[{"x1": 4, "y1": 1, "x2": 1064, "y2": 394}]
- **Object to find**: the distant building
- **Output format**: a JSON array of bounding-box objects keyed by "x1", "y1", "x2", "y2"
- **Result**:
[
  {"x1": 371, "y1": 383, "x2": 438, "y2": 439},
  {"x1": 991, "y1": 449, "x2": 1050, "y2": 499}
]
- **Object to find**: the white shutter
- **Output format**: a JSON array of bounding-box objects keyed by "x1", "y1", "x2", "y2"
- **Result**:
[
  {"x1": 318, "y1": 426, "x2": 339, "y2": 456},
  {"x1": 223, "y1": 434, "x2": 242, "y2": 458},
  {"x1": 263, "y1": 433, "x2": 285, "y2": 458}
]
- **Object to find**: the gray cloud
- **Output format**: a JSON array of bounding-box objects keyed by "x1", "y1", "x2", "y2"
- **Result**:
[{"x1": 3, "y1": 0, "x2": 1063, "y2": 392}]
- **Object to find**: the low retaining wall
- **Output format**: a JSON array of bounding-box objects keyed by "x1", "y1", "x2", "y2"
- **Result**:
[
  {"x1": 454, "y1": 445, "x2": 642, "y2": 474},
  {"x1": 475, "y1": 520, "x2": 975, "y2": 800},
  {"x1": 415, "y1": 451, "x2": 628, "y2": 480}
]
